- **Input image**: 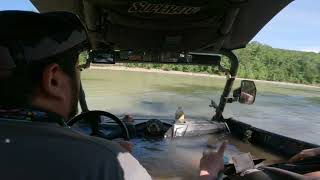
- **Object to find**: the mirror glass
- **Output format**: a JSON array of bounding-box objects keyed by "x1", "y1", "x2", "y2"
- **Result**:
[
  {"x1": 89, "y1": 49, "x2": 115, "y2": 64},
  {"x1": 239, "y1": 80, "x2": 257, "y2": 105}
]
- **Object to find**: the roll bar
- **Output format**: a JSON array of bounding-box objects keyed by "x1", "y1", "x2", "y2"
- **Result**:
[
  {"x1": 79, "y1": 82, "x2": 89, "y2": 112},
  {"x1": 212, "y1": 49, "x2": 239, "y2": 121}
]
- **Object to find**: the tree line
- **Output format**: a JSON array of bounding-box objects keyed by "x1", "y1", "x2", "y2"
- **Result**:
[{"x1": 124, "y1": 42, "x2": 320, "y2": 85}]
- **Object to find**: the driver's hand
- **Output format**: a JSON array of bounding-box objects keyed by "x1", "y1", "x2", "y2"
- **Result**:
[
  {"x1": 199, "y1": 141, "x2": 227, "y2": 180},
  {"x1": 288, "y1": 147, "x2": 320, "y2": 163},
  {"x1": 117, "y1": 140, "x2": 133, "y2": 153}
]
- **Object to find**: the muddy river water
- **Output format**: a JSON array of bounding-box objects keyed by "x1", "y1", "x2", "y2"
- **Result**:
[{"x1": 81, "y1": 69, "x2": 320, "y2": 179}]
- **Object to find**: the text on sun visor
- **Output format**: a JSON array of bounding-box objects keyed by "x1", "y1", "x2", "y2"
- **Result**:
[{"x1": 128, "y1": 1, "x2": 201, "y2": 15}]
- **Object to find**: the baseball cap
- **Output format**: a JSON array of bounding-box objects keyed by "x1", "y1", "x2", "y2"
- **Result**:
[{"x1": 0, "y1": 10, "x2": 91, "y2": 70}]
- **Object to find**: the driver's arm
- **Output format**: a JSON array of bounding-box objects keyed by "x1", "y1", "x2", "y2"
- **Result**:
[
  {"x1": 87, "y1": 136, "x2": 152, "y2": 180},
  {"x1": 114, "y1": 139, "x2": 133, "y2": 152}
]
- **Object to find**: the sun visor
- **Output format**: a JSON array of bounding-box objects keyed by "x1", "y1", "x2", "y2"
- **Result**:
[
  {"x1": 31, "y1": 0, "x2": 293, "y2": 52},
  {"x1": 93, "y1": 0, "x2": 292, "y2": 51},
  {"x1": 0, "y1": 46, "x2": 16, "y2": 69}
]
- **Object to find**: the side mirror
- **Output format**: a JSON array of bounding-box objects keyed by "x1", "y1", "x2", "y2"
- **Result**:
[{"x1": 233, "y1": 80, "x2": 257, "y2": 105}]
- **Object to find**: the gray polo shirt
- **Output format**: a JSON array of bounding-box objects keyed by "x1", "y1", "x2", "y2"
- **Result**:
[{"x1": 0, "y1": 119, "x2": 152, "y2": 180}]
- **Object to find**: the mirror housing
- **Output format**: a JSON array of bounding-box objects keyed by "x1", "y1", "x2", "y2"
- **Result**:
[
  {"x1": 117, "y1": 51, "x2": 221, "y2": 65},
  {"x1": 233, "y1": 80, "x2": 257, "y2": 105},
  {"x1": 88, "y1": 49, "x2": 115, "y2": 64},
  {"x1": 89, "y1": 49, "x2": 221, "y2": 66}
]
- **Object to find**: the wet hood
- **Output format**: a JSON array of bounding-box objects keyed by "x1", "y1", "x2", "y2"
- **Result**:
[{"x1": 31, "y1": 0, "x2": 293, "y2": 52}]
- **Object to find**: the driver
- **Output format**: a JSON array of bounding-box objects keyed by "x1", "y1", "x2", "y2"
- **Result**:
[
  {"x1": 0, "y1": 11, "x2": 222, "y2": 180},
  {"x1": 0, "y1": 10, "x2": 151, "y2": 180}
]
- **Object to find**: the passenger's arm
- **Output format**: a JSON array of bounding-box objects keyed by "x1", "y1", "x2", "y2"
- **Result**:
[
  {"x1": 289, "y1": 147, "x2": 320, "y2": 163},
  {"x1": 260, "y1": 166, "x2": 320, "y2": 180},
  {"x1": 199, "y1": 142, "x2": 227, "y2": 180},
  {"x1": 305, "y1": 171, "x2": 320, "y2": 177}
]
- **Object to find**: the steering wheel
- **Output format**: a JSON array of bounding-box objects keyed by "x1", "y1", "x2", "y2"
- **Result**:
[{"x1": 67, "y1": 110, "x2": 130, "y2": 140}]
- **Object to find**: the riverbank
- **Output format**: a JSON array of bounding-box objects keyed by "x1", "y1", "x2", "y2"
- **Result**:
[{"x1": 89, "y1": 64, "x2": 320, "y2": 89}]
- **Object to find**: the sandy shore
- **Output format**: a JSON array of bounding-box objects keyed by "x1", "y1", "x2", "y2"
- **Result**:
[{"x1": 90, "y1": 65, "x2": 320, "y2": 89}]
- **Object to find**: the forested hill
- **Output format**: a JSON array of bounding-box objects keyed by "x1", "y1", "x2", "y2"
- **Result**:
[
  {"x1": 235, "y1": 42, "x2": 320, "y2": 85},
  {"x1": 123, "y1": 42, "x2": 320, "y2": 85}
]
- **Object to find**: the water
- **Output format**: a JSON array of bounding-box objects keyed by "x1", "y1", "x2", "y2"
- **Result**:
[{"x1": 81, "y1": 69, "x2": 320, "y2": 179}]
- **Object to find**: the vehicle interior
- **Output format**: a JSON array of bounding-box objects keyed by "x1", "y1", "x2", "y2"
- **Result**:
[{"x1": 2, "y1": 0, "x2": 320, "y2": 179}]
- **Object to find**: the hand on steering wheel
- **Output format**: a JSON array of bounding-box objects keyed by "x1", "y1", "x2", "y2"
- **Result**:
[{"x1": 67, "y1": 110, "x2": 130, "y2": 140}]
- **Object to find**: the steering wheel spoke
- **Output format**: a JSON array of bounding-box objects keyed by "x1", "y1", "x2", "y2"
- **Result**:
[{"x1": 67, "y1": 110, "x2": 130, "y2": 140}]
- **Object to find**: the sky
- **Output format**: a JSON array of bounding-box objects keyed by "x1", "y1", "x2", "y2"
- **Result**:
[
  {"x1": 0, "y1": 0, "x2": 319, "y2": 53},
  {"x1": 252, "y1": 0, "x2": 320, "y2": 53}
]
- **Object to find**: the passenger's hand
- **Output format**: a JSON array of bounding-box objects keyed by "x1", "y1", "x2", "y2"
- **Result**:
[
  {"x1": 199, "y1": 141, "x2": 227, "y2": 180},
  {"x1": 289, "y1": 148, "x2": 320, "y2": 163}
]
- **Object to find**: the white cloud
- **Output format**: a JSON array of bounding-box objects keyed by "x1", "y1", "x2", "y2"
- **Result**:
[{"x1": 300, "y1": 47, "x2": 320, "y2": 53}]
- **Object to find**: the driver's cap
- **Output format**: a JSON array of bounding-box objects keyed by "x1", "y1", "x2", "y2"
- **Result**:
[{"x1": 0, "y1": 10, "x2": 90, "y2": 70}]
